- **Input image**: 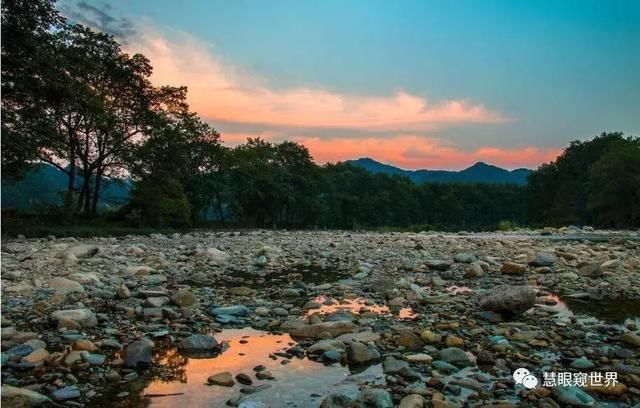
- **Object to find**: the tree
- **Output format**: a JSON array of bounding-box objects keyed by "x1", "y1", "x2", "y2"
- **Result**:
[
  {"x1": 128, "y1": 173, "x2": 191, "y2": 227},
  {"x1": 1, "y1": 0, "x2": 64, "y2": 179},
  {"x1": 588, "y1": 138, "x2": 640, "y2": 227}
]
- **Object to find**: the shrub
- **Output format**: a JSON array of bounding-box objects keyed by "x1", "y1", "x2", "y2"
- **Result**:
[{"x1": 128, "y1": 173, "x2": 191, "y2": 227}]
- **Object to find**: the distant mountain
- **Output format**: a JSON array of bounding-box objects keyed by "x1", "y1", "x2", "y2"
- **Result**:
[
  {"x1": 346, "y1": 158, "x2": 531, "y2": 185},
  {"x1": 2, "y1": 163, "x2": 130, "y2": 211}
]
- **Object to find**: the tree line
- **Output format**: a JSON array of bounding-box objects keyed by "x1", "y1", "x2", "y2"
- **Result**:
[{"x1": 3, "y1": 0, "x2": 639, "y2": 231}]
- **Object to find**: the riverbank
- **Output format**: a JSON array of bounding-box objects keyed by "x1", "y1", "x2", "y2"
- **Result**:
[{"x1": 2, "y1": 229, "x2": 639, "y2": 407}]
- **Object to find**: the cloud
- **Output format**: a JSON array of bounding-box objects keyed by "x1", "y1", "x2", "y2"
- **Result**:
[
  {"x1": 125, "y1": 27, "x2": 508, "y2": 132},
  {"x1": 61, "y1": 1, "x2": 137, "y2": 41}
]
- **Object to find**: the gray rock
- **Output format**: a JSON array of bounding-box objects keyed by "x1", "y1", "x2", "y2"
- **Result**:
[
  {"x1": 1, "y1": 385, "x2": 51, "y2": 406},
  {"x1": 437, "y1": 347, "x2": 472, "y2": 367},
  {"x1": 347, "y1": 342, "x2": 380, "y2": 364},
  {"x1": 209, "y1": 305, "x2": 250, "y2": 316},
  {"x1": 124, "y1": 340, "x2": 153, "y2": 368},
  {"x1": 178, "y1": 334, "x2": 219, "y2": 353},
  {"x1": 52, "y1": 385, "x2": 80, "y2": 401},
  {"x1": 355, "y1": 388, "x2": 393, "y2": 408},
  {"x1": 529, "y1": 252, "x2": 557, "y2": 267},
  {"x1": 477, "y1": 285, "x2": 536, "y2": 316},
  {"x1": 552, "y1": 386, "x2": 595, "y2": 407},
  {"x1": 51, "y1": 309, "x2": 98, "y2": 328}
]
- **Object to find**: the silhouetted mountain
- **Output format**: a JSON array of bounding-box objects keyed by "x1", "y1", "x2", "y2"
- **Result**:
[
  {"x1": 2, "y1": 163, "x2": 130, "y2": 211},
  {"x1": 346, "y1": 158, "x2": 531, "y2": 185}
]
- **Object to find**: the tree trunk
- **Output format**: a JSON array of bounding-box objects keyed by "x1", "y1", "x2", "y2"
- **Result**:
[{"x1": 91, "y1": 166, "x2": 102, "y2": 215}]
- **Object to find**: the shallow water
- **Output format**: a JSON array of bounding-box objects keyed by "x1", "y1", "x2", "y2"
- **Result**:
[
  {"x1": 305, "y1": 295, "x2": 417, "y2": 320},
  {"x1": 543, "y1": 293, "x2": 640, "y2": 325},
  {"x1": 96, "y1": 328, "x2": 382, "y2": 407}
]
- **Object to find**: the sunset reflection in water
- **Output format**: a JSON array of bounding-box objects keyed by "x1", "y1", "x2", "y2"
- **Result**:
[{"x1": 305, "y1": 295, "x2": 417, "y2": 320}]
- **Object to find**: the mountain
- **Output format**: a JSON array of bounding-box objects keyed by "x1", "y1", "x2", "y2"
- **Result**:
[
  {"x1": 346, "y1": 158, "x2": 531, "y2": 185},
  {"x1": 2, "y1": 163, "x2": 130, "y2": 211}
]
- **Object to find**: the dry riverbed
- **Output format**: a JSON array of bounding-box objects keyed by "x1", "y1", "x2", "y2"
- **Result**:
[{"x1": 1, "y1": 228, "x2": 640, "y2": 407}]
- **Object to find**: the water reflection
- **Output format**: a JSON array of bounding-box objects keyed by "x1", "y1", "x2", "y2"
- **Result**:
[
  {"x1": 305, "y1": 296, "x2": 417, "y2": 320},
  {"x1": 541, "y1": 293, "x2": 640, "y2": 325},
  {"x1": 111, "y1": 329, "x2": 354, "y2": 407}
]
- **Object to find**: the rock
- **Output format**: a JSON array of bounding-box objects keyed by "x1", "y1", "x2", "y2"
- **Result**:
[
  {"x1": 552, "y1": 386, "x2": 595, "y2": 407},
  {"x1": 621, "y1": 332, "x2": 640, "y2": 347},
  {"x1": 321, "y1": 393, "x2": 356, "y2": 408},
  {"x1": 281, "y1": 289, "x2": 300, "y2": 298},
  {"x1": 47, "y1": 277, "x2": 84, "y2": 294},
  {"x1": 307, "y1": 339, "x2": 346, "y2": 355},
  {"x1": 229, "y1": 287, "x2": 256, "y2": 296},
  {"x1": 64, "y1": 244, "x2": 99, "y2": 258},
  {"x1": 288, "y1": 321, "x2": 357, "y2": 339},
  {"x1": 444, "y1": 336, "x2": 464, "y2": 348},
  {"x1": 67, "y1": 272, "x2": 102, "y2": 285},
  {"x1": 145, "y1": 296, "x2": 170, "y2": 308},
  {"x1": 425, "y1": 260, "x2": 452, "y2": 271},
  {"x1": 1, "y1": 385, "x2": 50, "y2": 406},
  {"x1": 82, "y1": 352, "x2": 106, "y2": 366},
  {"x1": 116, "y1": 284, "x2": 131, "y2": 299},
  {"x1": 476, "y1": 350, "x2": 495, "y2": 365},
  {"x1": 500, "y1": 262, "x2": 527, "y2": 275},
  {"x1": 420, "y1": 330, "x2": 440, "y2": 344},
  {"x1": 208, "y1": 371, "x2": 234, "y2": 387},
  {"x1": 454, "y1": 252, "x2": 476, "y2": 263},
  {"x1": 255, "y1": 307, "x2": 270, "y2": 316},
  {"x1": 465, "y1": 262, "x2": 484, "y2": 278},
  {"x1": 356, "y1": 389, "x2": 393, "y2": 408},
  {"x1": 171, "y1": 289, "x2": 197, "y2": 307},
  {"x1": 178, "y1": 334, "x2": 219, "y2": 353},
  {"x1": 235, "y1": 373, "x2": 253, "y2": 385},
  {"x1": 570, "y1": 357, "x2": 595, "y2": 370},
  {"x1": 398, "y1": 394, "x2": 425, "y2": 408},
  {"x1": 124, "y1": 340, "x2": 153, "y2": 368},
  {"x1": 405, "y1": 353, "x2": 433, "y2": 364},
  {"x1": 196, "y1": 247, "x2": 229, "y2": 264},
  {"x1": 577, "y1": 263, "x2": 602, "y2": 277},
  {"x1": 395, "y1": 331, "x2": 424, "y2": 351},
  {"x1": 272, "y1": 307, "x2": 288, "y2": 316},
  {"x1": 51, "y1": 385, "x2": 80, "y2": 401},
  {"x1": 529, "y1": 252, "x2": 557, "y2": 267},
  {"x1": 477, "y1": 285, "x2": 536, "y2": 316},
  {"x1": 437, "y1": 347, "x2": 472, "y2": 367},
  {"x1": 209, "y1": 305, "x2": 250, "y2": 316},
  {"x1": 22, "y1": 348, "x2": 49, "y2": 364},
  {"x1": 347, "y1": 342, "x2": 380, "y2": 364},
  {"x1": 51, "y1": 309, "x2": 97, "y2": 328}
]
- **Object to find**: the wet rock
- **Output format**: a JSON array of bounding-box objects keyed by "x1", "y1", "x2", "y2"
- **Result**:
[
  {"x1": 500, "y1": 262, "x2": 527, "y2": 275},
  {"x1": 51, "y1": 308, "x2": 97, "y2": 328},
  {"x1": 347, "y1": 342, "x2": 380, "y2": 364},
  {"x1": 235, "y1": 373, "x2": 253, "y2": 385},
  {"x1": 124, "y1": 340, "x2": 153, "y2": 368},
  {"x1": 552, "y1": 386, "x2": 595, "y2": 407},
  {"x1": 477, "y1": 285, "x2": 535, "y2": 316},
  {"x1": 307, "y1": 339, "x2": 346, "y2": 355},
  {"x1": 1, "y1": 385, "x2": 51, "y2": 406},
  {"x1": 178, "y1": 334, "x2": 219, "y2": 353},
  {"x1": 207, "y1": 371, "x2": 234, "y2": 387}
]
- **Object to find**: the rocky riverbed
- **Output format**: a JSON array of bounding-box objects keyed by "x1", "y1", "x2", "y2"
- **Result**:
[{"x1": 2, "y1": 228, "x2": 640, "y2": 407}]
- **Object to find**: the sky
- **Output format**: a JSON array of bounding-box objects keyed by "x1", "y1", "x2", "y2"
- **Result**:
[{"x1": 59, "y1": 0, "x2": 640, "y2": 170}]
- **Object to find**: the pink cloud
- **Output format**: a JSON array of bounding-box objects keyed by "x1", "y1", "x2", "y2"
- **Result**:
[{"x1": 126, "y1": 28, "x2": 508, "y2": 131}]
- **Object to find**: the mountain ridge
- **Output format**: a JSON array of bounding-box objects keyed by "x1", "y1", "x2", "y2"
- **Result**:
[{"x1": 345, "y1": 157, "x2": 531, "y2": 185}]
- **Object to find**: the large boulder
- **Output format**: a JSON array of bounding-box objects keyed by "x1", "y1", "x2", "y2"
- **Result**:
[{"x1": 477, "y1": 285, "x2": 535, "y2": 316}]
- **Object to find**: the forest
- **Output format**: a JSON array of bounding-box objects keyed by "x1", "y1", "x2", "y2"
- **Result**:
[{"x1": 2, "y1": 0, "x2": 639, "y2": 233}]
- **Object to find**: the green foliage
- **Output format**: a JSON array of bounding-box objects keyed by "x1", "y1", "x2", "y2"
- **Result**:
[
  {"x1": 496, "y1": 220, "x2": 517, "y2": 231},
  {"x1": 128, "y1": 174, "x2": 191, "y2": 227},
  {"x1": 527, "y1": 132, "x2": 640, "y2": 228}
]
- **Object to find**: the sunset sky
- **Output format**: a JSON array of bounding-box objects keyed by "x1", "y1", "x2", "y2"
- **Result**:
[{"x1": 60, "y1": 0, "x2": 639, "y2": 170}]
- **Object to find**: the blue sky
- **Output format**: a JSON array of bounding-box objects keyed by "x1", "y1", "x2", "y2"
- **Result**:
[{"x1": 60, "y1": 0, "x2": 640, "y2": 169}]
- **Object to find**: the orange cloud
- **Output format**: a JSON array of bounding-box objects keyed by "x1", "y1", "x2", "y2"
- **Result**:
[{"x1": 126, "y1": 28, "x2": 507, "y2": 131}]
